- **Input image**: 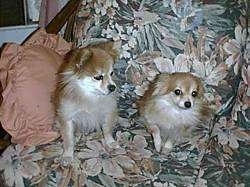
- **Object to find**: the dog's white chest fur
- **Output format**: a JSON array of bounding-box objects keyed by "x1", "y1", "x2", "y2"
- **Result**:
[
  {"x1": 59, "y1": 94, "x2": 116, "y2": 133},
  {"x1": 144, "y1": 96, "x2": 200, "y2": 131}
]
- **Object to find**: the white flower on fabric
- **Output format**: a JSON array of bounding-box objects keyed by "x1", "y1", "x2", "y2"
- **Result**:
[
  {"x1": 170, "y1": 0, "x2": 192, "y2": 18},
  {"x1": 128, "y1": 36, "x2": 137, "y2": 48},
  {"x1": 192, "y1": 58, "x2": 228, "y2": 86},
  {"x1": 124, "y1": 26, "x2": 138, "y2": 48},
  {"x1": 153, "y1": 53, "x2": 228, "y2": 87},
  {"x1": 94, "y1": 14, "x2": 101, "y2": 25},
  {"x1": 133, "y1": 9, "x2": 160, "y2": 27},
  {"x1": 154, "y1": 54, "x2": 191, "y2": 73},
  {"x1": 106, "y1": 7, "x2": 116, "y2": 18},
  {"x1": 94, "y1": 2, "x2": 107, "y2": 16},
  {"x1": 104, "y1": 0, "x2": 112, "y2": 8},
  {"x1": 244, "y1": 36, "x2": 250, "y2": 63},
  {"x1": 0, "y1": 145, "x2": 43, "y2": 187},
  {"x1": 127, "y1": 26, "x2": 134, "y2": 35},
  {"x1": 77, "y1": 140, "x2": 139, "y2": 177},
  {"x1": 213, "y1": 117, "x2": 249, "y2": 149},
  {"x1": 115, "y1": 23, "x2": 124, "y2": 34},
  {"x1": 102, "y1": 23, "x2": 128, "y2": 41},
  {"x1": 102, "y1": 26, "x2": 113, "y2": 39},
  {"x1": 102, "y1": 25, "x2": 120, "y2": 40},
  {"x1": 154, "y1": 181, "x2": 169, "y2": 187},
  {"x1": 231, "y1": 66, "x2": 250, "y2": 121},
  {"x1": 242, "y1": 65, "x2": 250, "y2": 96},
  {"x1": 170, "y1": 0, "x2": 203, "y2": 31},
  {"x1": 126, "y1": 26, "x2": 138, "y2": 36},
  {"x1": 163, "y1": 0, "x2": 171, "y2": 7},
  {"x1": 121, "y1": 43, "x2": 132, "y2": 58},
  {"x1": 103, "y1": 0, "x2": 119, "y2": 9},
  {"x1": 117, "y1": 133, "x2": 153, "y2": 161},
  {"x1": 223, "y1": 24, "x2": 248, "y2": 75}
]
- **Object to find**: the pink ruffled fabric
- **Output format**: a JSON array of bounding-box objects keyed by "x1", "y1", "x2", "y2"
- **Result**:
[{"x1": 0, "y1": 29, "x2": 72, "y2": 146}]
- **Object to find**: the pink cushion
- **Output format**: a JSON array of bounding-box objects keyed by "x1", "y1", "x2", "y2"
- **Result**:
[{"x1": 0, "y1": 29, "x2": 72, "y2": 146}]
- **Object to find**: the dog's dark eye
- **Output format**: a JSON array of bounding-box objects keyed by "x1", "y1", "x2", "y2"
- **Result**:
[
  {"x1": 174, "y1": 89, "x2": 182, "y2": 95},
  {"x1": 110, "y1": 71, "x2": 114, "y2": 76},
  {"x1": 94, "y1": 75, "x2": 103, "y2": 81},
  {"x1": 192, "y1": 91, "x2": 198, "y2": 97}
]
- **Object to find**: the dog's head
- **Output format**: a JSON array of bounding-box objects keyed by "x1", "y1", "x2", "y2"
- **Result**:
[
  {"x1": 66, "y1": 41, "x2": 121, "y2": 95},
  {"x1": 153, "y1": 72, "x2": 204, "y2": 109}
]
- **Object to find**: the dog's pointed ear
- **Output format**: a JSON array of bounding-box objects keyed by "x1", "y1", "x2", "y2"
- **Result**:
[
  {"x1": 152, "y1": 74, "x2": 170, "y2": 96},
  {"x1": 99, "y1": 41, "x2": 121, "y2": 60},
  {"x1": 152, "y1": 82, "x2": 167, "y2": 96},
  {"x1": 74, "y1": 48, "x2": 93, "y2": 70}
]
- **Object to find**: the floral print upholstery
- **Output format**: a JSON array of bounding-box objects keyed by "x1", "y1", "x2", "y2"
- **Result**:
[{"x1": 0, "y1": 0, "x2": 249, "y2": 186}]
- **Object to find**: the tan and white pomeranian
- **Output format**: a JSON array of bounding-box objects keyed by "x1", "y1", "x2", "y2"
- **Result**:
[
  {"x1": 139, "y1": 72, "x2": 211, "y2": 153},
  {"x1": 54, "y1": 41, "x2": 120, "y2": 164}
]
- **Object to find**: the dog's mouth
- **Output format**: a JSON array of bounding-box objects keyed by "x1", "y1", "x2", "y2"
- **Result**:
[
  {"x1": 95, "y1": 85, "x2": 116, "y2": 95},
  {"x1": 93, "y1": 89, "x2": 114, "y2": 96},
  {"x1": 178, "y1": 105, "x2": 191, "y2": 110}
]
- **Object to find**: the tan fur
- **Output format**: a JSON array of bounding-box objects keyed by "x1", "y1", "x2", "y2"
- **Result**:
[
  {"x1": 138, "y1": 72, "x2": 211, "y2": 152},
  {"x1": 54, "y1": 41, "x2": 120, "y2": 165}
]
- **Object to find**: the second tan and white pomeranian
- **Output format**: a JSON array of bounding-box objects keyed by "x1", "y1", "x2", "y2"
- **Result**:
[
  {"x1": 139, "y1": 72, "x2": 211, "y2": 153},
  {"x1": 54, "y1": 41, "x2": 120, "y2": 165}
]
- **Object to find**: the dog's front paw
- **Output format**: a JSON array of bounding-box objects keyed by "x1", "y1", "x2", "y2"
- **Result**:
[
  {"x1": 148, "y1": 125, "x2": 161, "y2": 152},
  {"x1": 60, "y1": 154, "x2": 73, "y2": 166},
  {"x1": 161, "y1": 141, "x2": 173, "y2": 154},
  {"x1": 152, "y1": 134, "x2": 162, "y2": 152},
  {"x1": 61, "y1": 156, "x2": 73, "y2": 166},
  {"x1": 105, "y1": 138, "x2": 120, "y2": 149},
  {"x1": 107, "y1": 141, "x2": 120, "y2": 149},
  {"x1": 164, "y1": 140, "x2": 173, "y2": 149},
  {"x1": 154, "y1": 140, "x2": 162, "y2": 152}
]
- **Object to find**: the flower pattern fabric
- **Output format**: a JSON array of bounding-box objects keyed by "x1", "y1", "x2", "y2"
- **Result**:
[{"x1": 0, "y1": 0, "x2": 249, "y2": 186}]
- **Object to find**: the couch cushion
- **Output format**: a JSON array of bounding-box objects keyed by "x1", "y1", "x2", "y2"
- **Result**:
[{"x1": 0, "y1": 28, "x2": 72, "y2": 146}]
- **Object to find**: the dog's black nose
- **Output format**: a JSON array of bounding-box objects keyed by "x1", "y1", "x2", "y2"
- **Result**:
[
  {"x1": 108, "y1": 85, "x2": 116, "y2": 92},
  {"x1": 184, "y1": 101, "x2": 191, "y2": 108}
]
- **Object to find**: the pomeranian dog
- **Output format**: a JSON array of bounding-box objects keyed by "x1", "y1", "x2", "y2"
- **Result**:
[
  {"x1": 54, "y1": 41, "x2": 120, "y2": 164},
  {"x1": 138, "y1": 72, "x2": 211, "y2": 153}
]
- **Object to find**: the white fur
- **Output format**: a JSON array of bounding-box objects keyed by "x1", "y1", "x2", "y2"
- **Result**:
[
  {"x1": 77, "y1": 76, "x2": 115, "y2": 96},
  {"x1": 56, "y1": 71, "x2": 118, "y2": 165},
  {"x1": 140, "y1": 72, "x2": 208, "y2": 153},
  {"x1": 143, "y1": 94, "x2": 201, "y2": 152},
  {"x1": 144, "y1": 95, "x2": 200, "y2": 130},
  {"x1": 164, "y1": 140, "x2": 173, "y2": 149},
  {"x1": 58, "y1": 91, "x2": 117, "y2": 133}
]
